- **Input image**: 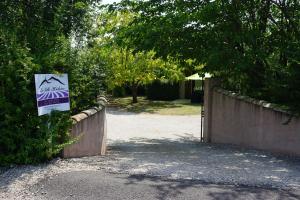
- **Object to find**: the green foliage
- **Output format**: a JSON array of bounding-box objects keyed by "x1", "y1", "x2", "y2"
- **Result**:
[
  {"x1": 70, "y1": 47, "x2": 106, "y2": 113},
  {"x1": 92, "y1": 8, "x2": 184, "y2": 103},
  {"x1": 107, "y1": 49, "x2": 161, "y2": 87},
  {"x1": 112, "y1": 86, "x2": 126, "y2": 97},
  {"x1": 0, "y1": 1, "x2": 104, "y2": 166},
  {"x1": 147, "y1": 80, "x2": 179, "y2": 101},
  {"x1": 114, "y1": 0, "x2": 300, "y2": 112},
  {"x1": 0, "y1": 32, "x2": 72, "y2": 165},
  {"x1": 105, "y1": 48, "x2": 183, "y2": 102}
]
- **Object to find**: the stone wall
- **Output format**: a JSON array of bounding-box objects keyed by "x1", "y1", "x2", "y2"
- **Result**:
[
  {"x1": 63, "y1": 104, "x2": 107, "y2": 158},
  {"x1": 204, "y1": 78, "x2": 300, "y2": 156}
]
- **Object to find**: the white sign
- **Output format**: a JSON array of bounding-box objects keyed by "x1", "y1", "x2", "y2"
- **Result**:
[{"x1": 35, "y1": 74, "x2": 70, "y2": 116}]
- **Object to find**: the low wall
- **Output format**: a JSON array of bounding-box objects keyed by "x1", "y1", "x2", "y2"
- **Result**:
[
  {"x1": 63, "y1": 104, "x2": 107, "y2": 158},
  {"x1": 204, "y1": 78, "x2": 300, "y2": 156}
]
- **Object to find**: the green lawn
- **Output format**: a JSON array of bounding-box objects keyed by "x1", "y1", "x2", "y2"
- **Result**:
[{"x1": 109, "y1": 96, "x2": 202, "y2": 115}]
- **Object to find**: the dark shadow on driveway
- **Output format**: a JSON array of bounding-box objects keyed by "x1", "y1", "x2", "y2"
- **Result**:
[
  {"x1": 125, "y1": 174, "x2": 300, "y2": 200},
  {"x1": 32, "y1": 171, "x2": 300, "y2": 200}
]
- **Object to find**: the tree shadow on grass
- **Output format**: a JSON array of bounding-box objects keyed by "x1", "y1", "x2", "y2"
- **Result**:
[
  {"x1": 109, "y1": 102, "x2": 184, "y2": 114},
  {"x1": 108, "y1": 97, "x2": 201, "y2": 115}
]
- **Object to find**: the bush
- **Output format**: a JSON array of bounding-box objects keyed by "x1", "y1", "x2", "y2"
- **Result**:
[
  {"x1": 0, "y1": 0, "x2": 105, "y2": 165},
  {"x1": 69, "y1": 47, "x2": 106, "y2": 114},
  {"x1": 0, "y1": 34, "x2": 105, "y2": 166},
  {"x1": 112, "y1": 86, "x2": 126, "y2": 97},
  {"x1": 0, "y1": 33, "x2": 72, "y2": 165},
  {"x1": 146, "y1": 80, "x2": 179, "y2": 101}
]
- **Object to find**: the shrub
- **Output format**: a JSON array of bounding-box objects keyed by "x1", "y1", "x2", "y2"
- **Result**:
[
  {"x1": 147, "y1": 80, "x2": 179, "y2": 101},
  {"x1": 0, "y1": 33, "x2": 71, "y2": 165},
  {"x1": 0, "y1": 0, "x2": 105, "y2": 165}
]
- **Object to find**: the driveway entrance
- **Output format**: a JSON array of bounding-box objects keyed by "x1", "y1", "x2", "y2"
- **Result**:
[
  {"x1": 1, "y1": 108, "x2": 300, "y2": 200},
  {"x1": 104, "y1": 109, "x2": 300, "y2": 188},
  {"x1": 107, "y1": 109, "x2": 201, "y2": 142}
]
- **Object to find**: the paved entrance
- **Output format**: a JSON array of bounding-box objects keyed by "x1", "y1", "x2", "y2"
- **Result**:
[
  {"x1": 1, "y1": 109, "x2": 300, "y2": 200},
  {"x1": 104, "y1": 110, "x2": 300, "y2": 188},
  {"x1": 107, "y1": 109, "x2": 202, "y2": 142},
  {"x1": 32, "y1": 171, "x2": 300, "y2": 200}
]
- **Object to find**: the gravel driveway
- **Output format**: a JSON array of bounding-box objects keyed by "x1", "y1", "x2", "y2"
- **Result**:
[
  {"x1": 1, "y1": 109, "x2": 300, "y2": 199},
  {"x1": 107, "y1": 109, "x2": 203, "y2": 141},
  {"x1": 105, "y1": 110, "x2": 300, "y2": 188}
]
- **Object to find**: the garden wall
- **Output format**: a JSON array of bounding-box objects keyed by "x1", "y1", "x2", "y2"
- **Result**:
[
  {"x1": 63, "y1": 103, "x2": 107, "y2": 158},
  {"x1": 204, "y1": 78, "x2": 300, "y2": 156}
]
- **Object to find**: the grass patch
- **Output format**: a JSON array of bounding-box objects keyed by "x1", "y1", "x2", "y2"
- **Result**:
[{"x1": 109, "y1": 96, "x2": 202, "y2": 115}]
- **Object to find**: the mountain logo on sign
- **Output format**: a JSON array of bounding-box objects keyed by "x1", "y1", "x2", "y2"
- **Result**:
[{"x1": 39, "y1": 76, "x2": 65, "y2": 88}]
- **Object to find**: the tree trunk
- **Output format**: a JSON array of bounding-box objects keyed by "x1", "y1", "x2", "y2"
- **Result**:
[{"x1": 131, "y1": 85, "x2": 138, "y2": 103}]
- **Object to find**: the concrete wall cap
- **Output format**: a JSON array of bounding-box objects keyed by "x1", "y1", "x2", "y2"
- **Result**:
[
  {"x1": 81, "y1": 109, "x2": 97, "y2": 116},
  {"x1": 71, "y1": 106, "x2": 105, "y2": 123},
  {"x1": 72, "y1": 113, "x2": 88, "y2": 122}
]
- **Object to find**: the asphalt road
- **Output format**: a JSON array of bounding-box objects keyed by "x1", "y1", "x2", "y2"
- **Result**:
[{"x1": 32, "y1": 171, "x2": 300, "y2": 200}]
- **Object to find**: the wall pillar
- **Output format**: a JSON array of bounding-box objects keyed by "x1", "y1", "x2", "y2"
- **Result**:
[{"x1": 203, "y1": 78, "x2": 219, "y2": 143}]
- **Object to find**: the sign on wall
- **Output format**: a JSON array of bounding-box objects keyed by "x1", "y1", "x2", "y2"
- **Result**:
[{"x1": 35, "y1": 74, "x2": 70, "y2": 116}]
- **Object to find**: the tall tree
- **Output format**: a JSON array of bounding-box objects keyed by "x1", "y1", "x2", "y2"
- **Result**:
[
  {"x1": 93, "y1": 7, "x2": 183, "y2": 103},
  {"x1": 106, "y1": 49, "x2": 182, "y2": 103},
  {"x1": 113, "y1": 0, "x2": 300, "y2": 110}
]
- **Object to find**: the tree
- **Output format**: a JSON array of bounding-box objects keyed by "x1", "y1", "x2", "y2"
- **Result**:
[
  {"x1": 113, "y1": 0, "x2": 300, "y2": 112},
  {"x1": 106, "y1": 48, "x2": 182, "y2": 103},
  {"x1": 0, "y1": 0, "x2": 106, "y2": 165},
  {"x1": 91, "y1": 7, "x2": 183, "y2": 103}
]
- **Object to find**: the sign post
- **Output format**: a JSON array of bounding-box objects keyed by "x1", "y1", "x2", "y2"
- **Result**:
[{"x1": 35, "y1": 74, "x2": 71, "y2": 148}]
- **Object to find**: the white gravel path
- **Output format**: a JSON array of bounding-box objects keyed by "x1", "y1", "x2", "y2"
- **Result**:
[{"x1": 1, "y1": 109, "x2": 300, "y2": 200}]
